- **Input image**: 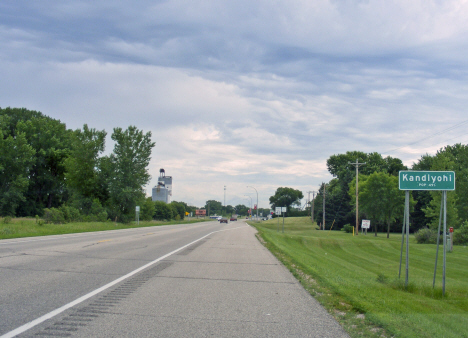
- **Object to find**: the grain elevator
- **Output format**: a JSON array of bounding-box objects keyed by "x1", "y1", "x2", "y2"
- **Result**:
[{"x1": 152, "y1": 169, "x2": 172, "y2": 203}]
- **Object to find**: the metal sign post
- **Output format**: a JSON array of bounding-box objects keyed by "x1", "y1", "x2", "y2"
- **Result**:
[
  {"x1": 361, "y1": 220, "x2": 370, "y2": 235},
  {"x1": 399, "y1": 171, "x2": 455, "y2": 295},
  {"x1": 135, "y1": 206, "x2": 140, "y2": 225},
  {"x1": 398, "y1": 191, "x2": 410, "y2": 286},
  {"x1": 275, "y1": 207, "x2": 281, "y2": 232},
  {"x1": 433, "y1": 197, "x2": 443, "y2": 288},
  {"x1": 282, "y1": 207, "x2": 286, "y2": 233},
  {"x1": 443, "y1": 191, "x2": 447, "y2": 295}
]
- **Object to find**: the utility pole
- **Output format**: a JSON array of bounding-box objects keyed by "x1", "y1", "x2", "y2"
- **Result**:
[
  {"x1": 349, "y1": 159, "x2": 366, "y2": 235},
  {"x1": 224, "y1": 185, "x2": 226, "y2": 208},
  {"x1": 322, "y1": 183, "x2": 326, "y2": 230},
  {"x1": 312, "y1": 191, "x2": 315, "y2": 223},
  {"x1": 307, "y1": 191, "x2": 316, "y2": 222}
]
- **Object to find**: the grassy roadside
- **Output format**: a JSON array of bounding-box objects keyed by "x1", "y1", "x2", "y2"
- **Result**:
[
  {"x1": 250, "y1": 217, "x2": 468, "y2": 338},
  {"x1": 0, "y1": 217, "x2": 212, "y2": 240}
]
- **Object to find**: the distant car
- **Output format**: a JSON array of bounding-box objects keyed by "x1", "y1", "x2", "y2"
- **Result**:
[
  {"x1": 217, "y1": 216, "x2": 222, "y2": 220},
  {"x1": 230, "y1": 217, "x2": 237, "y2": 221},
  {"x1": 220, "y1": 218, "x2": 228, "y2": 223}
]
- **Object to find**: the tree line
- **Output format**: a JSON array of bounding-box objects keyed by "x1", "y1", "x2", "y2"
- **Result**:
[
  {"x1": 0, "y1": 107, "x2": 161, "y2": 223},
  {"x1": 0, "y1": 107, "x2": 261, "y2": 223},
  {"x1": 311, "y1": 148, "x2": 468, "y2": 242},
  {"x1": 201, "y1": 200, "x2": 270, "y2": 218}
]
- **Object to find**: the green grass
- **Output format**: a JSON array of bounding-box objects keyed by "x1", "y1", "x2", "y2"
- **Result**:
[
  {"x1": 251, "y1": 217, "x2": 468, "y2": 338},
  {"x1": 0, "y1": 217, "x2": 211, "y2": 240}
]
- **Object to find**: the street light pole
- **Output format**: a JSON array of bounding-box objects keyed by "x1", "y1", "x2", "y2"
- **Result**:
[{"x1": 247, "y1": 186, "x2": 258, "y2": 220}]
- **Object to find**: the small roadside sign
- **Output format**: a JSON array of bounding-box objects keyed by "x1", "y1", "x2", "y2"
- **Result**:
[
  {"x1": 281, "y1": 207, "x2": 287, "y2": 212},
  {"x1": 135, "y1": 206, "x2": 140, "y2": 212},
  {"x1": 275, "y1": 207, "x2": 281, "y2": 215},
  {"x1": 362, "y1": 220, "x2": 370, "y2": 229}
]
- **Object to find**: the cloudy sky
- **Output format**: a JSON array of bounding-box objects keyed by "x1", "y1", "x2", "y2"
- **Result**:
[{"x1": 2, "y1": 1, "x2": 468, "y2": 209}]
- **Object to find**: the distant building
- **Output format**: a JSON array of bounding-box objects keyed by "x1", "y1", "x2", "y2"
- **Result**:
[{"x1": 152, "y1": 169, "x2": 172, "y2": 203}]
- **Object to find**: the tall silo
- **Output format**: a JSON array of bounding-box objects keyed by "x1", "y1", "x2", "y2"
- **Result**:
[{"x1": 152, "y1": 169, "x2": 172, "y2": 203}]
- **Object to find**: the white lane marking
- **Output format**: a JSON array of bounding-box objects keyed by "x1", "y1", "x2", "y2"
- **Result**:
[{"x1": 0, "y1": 225, "x2": 247, "y2": 338}]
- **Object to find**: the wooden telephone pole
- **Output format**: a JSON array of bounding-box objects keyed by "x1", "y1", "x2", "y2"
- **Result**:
[
  {"x1": 322, "y1": 183, "x2": 326, "y2": 230},
  {"x1": 349, "y1": 159, "x2": 366, "y2": 235},
  {"x1": 307, "y1": 191, "x2": 316, "y2": 222}
]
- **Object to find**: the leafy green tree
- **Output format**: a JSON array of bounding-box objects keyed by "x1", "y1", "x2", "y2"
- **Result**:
[
  {"x1": 314, "y1": 179, "x2": 351, "y2": 229},
  {"x1": 352, "y1": 172, "x2": 406, "y2": 237},
  {"x1": 170, "y1": 201, "x2": 186, "y2": 220},
  {"x1": 65, "y1": 124, "x2": 107, "y2": 210},
  {"x1": 234, "y1": 204, "x2": 249, "y2": 216},
  {"x1": 154, "y1": 201, "x2": 173, "y2": 220},
  {"x1": 184, "y1": 204, "x2": 197, "y2": 215},
  {"x1": 269, "y1": 187, "x2": 304, "y2": 210},
  {"x1": 15, "y1": 113, "x2": 72, "y2": 215},
  {"x1": 171, "y1": 201, "x2": 196, "y2": 216},
  {"x1": 326, "y1": 151, "x2": 407, "y2": 228},
  {"x1": 204, "y1": 200, "x2": 223, "y2": 216},
  {"x1": 411, "y1": 154, "x2": 434, "y2": 230},
  {"x1": 419, "y1": 145, "x2": 466, "y2": 228},
  {"x1": 225, "y1": 205, "x2": 234, "y2": 215},
  {"x1": 423, "y1": 191, "x2": 459, "y2": 229},
  {"x1": 107, "y1": 126, "x2": 155, "y2": 222},
  {"x1": 0, "y1": 107, "x2": 44, "y2": 136},
  {"x1": 257, "y1": 208, "x2": 271, "y2": 217},
  {"x1": 0, "y1": 115, "x2": 35, "y2": 216},
  {"x1": 140, "y1": 197, "x2": 156, "y2": 221}
]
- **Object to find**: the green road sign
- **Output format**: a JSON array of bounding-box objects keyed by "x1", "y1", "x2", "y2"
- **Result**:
[{"x1": 399, "y1": 171, "x2": 455, "y2": 191}]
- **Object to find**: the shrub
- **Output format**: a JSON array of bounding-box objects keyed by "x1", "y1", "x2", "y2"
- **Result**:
[
  {"x1": 43, "y1": 208, "x2": 65, "y2": 224},
  {"x1": 118, "y1": 214, "x2": 133, "y2": 224},
  {"x1": 453, "y1": 222, "x2": 468, "y2": 245},
  {"x1": 90, "y1": 199, "x2": 106, "y2": 216},
  {"x1": 342, "y1": 224, "x2": 353, "y2": 233},
  {"x1": 415, "y1": 228, "x2": 437, "y2": 244},
  {"x1": 81, "y1": 215, "x2": 96, "y2": 222},
  {"x1": 154, "y1": 201, "x2": 174, "y2": 220},
  {"x1": 1, "y1": 216, "x2": 12, "y2": 224},
  {"x1": 59, "y1": 206, "x2": 81, "y2": 223},
  {"x1": 97, "y1": 211, "x2": 108, "y2": 222},
  {"x1": 140, "y1": 197, "x2": 155, "y2": 221}
]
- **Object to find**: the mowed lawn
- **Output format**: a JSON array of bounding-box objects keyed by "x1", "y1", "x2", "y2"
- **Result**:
[{"x1": 252, "y1": 217, "x2": 468, "y2": 338}]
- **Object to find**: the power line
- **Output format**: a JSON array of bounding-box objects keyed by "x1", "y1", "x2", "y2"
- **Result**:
[{"x1": 384, "y1": 119, "x2": 468, "y2": 155}]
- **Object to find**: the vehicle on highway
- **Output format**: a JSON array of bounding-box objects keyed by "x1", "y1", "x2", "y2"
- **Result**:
[
  {"x1": 230, "y1": 217, "x2": 237, "y2": 221},
  {"x1": 219, "y1": 218, "x2": 228, "y2": 223}
]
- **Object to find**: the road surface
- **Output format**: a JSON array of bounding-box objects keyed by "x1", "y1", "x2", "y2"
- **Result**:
[{"x1": 0, "y1": 220, "x2": 348, "y2": 337}]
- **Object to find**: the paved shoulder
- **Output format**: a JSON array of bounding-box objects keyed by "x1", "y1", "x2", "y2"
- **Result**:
[{"x1": 23, "y1": 223, "x2": 349, "y2": 337}]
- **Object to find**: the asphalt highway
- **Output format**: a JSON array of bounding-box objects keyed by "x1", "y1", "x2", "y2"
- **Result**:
[{"x1": 0, "y1": 220, "x2": 349, "y2": 337}]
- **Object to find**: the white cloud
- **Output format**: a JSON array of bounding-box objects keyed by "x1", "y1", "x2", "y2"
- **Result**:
[{"x1": 2, "y1": 1, "x2": 468, "y2": 208}]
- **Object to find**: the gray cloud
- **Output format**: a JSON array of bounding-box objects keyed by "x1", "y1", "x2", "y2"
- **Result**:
[{"x1": 2, "y1": 0, "x2": 468, "y2": 207}]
